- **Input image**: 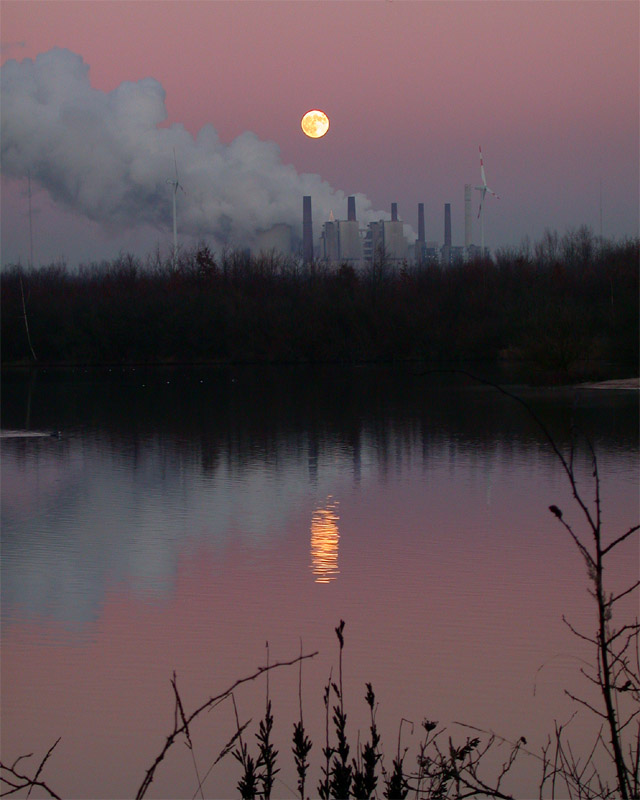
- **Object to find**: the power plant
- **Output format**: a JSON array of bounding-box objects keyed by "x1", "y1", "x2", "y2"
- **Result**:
[
  {"x1": 296, "y1": 188, "x2": 487, "y2": 268},
  {"x1": 252, "y1": 150, "x2": 498, "y2": 266}
]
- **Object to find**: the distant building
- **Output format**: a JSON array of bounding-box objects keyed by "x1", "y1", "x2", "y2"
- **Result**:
[
  {"x1": 441, "y1": 245, "x2": 466, "y2": 266},
  {"x1": 244, "y1": 181, "x2": 496, "y2": 266},
  {"x1": 362, "y1": 221, "x2": 381, "y2": 265},
  {"x1": 309, "y1": 193, "x2": 500, "y2": 270},
  {"x1": 254, "y1": 223, "x2": 292, "y2": 256},
  {"x1": 320, "y1": 196, "x2": 363, "y2": 266},
  {"x1": 336, "y1": 219, "x2": 362, "y2": 264},
  {"x1": 322, "y1": 214, "x2": 339, "y2": 261},
  {"x1": 424, "y1": 241, "x2": 440, "y2": 265},
  {"x1": 363, "y1": 203, "x2": 409, "y2": 266}
]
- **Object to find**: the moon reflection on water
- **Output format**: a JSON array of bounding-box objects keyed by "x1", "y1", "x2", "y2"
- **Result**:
[{"x1": 310, "y1": 496, "x2": 340, "y2": 583}]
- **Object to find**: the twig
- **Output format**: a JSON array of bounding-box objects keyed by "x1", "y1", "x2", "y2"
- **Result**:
[
  {"x1": 563, "y1": 689, "x2": 608, "y2": 719},
  {"x1": 610, "y1": 580, "x2": 640, "y2": 606},
  {"x1": 25, "y1": 738, "x2": 60, "y2": 800},
  {"x1": 136, "y1": 650, "x2": 317, "y2": 799},
  {"x1": 171, "y1": 672, "x2": 204, "y2": 800},
  {"x1": 602, "y1": 525, "x2": 640, "y2": 556},
  {"x1": 192, "y1": 711, "x2": 251, "y2": 800},
  {"x1": 561, "y1": 614, "x2": 598, "y2": 645},
  {"x1": 1, "y1": 759, "x2": 62, "y2": 799}
]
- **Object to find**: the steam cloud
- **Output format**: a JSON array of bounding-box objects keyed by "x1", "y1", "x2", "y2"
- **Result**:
[{"x1": 1, "y1": 48, "x2": 402, "y2": 252}]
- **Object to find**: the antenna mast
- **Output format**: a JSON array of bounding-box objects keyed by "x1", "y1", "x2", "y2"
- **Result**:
[
  {"x1": 20, "y1": 171, "x2": 37, "y2": 361},
  {"x1": 599, "y1": 177, "x2": 603, "y2": 242},
  {"x1": 167, "y1": 149, "x2": 185, "y2": 269},
  {"x1": 28, "y1": 171, "x2": 34, "y2": 268}
]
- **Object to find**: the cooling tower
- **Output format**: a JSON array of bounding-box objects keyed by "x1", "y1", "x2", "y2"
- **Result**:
[
  {"x1": 464, "y1": 185, "x2": 472, "y2": 249},
  {"x1": 418, "y1": 203, "x2": 425, "y2": 243},
  {"x1": 303, "y1": 196, "x2": 313, "y2": 262},
  {"x1": 444, "y1": 203, "x2": 452, "y2": 247},
  {"x1": 391, "y1": 202, "x2": 398, "y2": 222},
  {"x1": 348, "y1": 196, "x2": 356, "y2": 222}
]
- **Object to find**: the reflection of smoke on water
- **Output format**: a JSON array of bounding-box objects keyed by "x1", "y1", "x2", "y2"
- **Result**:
[
  {"x1": 310, "y1": 496, "x2": 340, "y2": 583},
  {"x1": 1, "y1": 437, "x2": 360, "y2": 627}
]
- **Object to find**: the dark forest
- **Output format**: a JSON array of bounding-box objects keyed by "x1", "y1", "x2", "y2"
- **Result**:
[{"x1": 2, "y1": 230, "x2": 637, "y2": 380}]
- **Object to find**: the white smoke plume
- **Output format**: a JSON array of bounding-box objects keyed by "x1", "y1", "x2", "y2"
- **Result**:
[{"x1": 1, "y1": 48, "x2": 406, "y2": 252}]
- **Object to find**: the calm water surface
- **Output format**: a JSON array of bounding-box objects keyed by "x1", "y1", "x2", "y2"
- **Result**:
[{"x1": 2, "y1": 366, "x2": 638, "y2": 799}]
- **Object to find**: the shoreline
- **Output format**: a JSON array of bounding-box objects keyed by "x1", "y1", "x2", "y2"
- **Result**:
[{"x1": 574, "y1": 377, "x2": 639, "y2": 390}]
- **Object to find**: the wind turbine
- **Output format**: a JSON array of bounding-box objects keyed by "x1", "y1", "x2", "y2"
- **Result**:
[
  {"x1": 474, "y1": 146, "x2": 499, "y2": 258},
  {"x1": 167, "y1": 149, "x2": 185, "y2": 268}
]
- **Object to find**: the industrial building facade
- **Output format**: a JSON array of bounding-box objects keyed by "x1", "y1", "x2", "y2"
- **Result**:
[
  {"x1": 319, "y1": 198, "x2": 409, "y2": 268},
  {"x1": 309, "y1": 192, "x2": 486, "y2": 267},
  {"x1": 253, "y1": 192, "x2": 489, "y2": 267}
]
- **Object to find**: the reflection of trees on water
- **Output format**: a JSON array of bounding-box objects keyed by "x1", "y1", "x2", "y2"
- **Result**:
[
  {"x1": 2, "y1": 366, "x2": 637, "y2": 480},
  {"x1": 2, "y1": 366, "x2": 636, "y2": 627}
]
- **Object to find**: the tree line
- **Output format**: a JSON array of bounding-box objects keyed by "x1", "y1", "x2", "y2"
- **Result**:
[{"x1": 2, "y1": 229, "x2": 638, "y2": 377}]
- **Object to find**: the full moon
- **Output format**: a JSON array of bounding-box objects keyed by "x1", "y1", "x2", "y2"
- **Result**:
[{"x1": 301, "y1": 109, "x2": 329, "y2": 139}]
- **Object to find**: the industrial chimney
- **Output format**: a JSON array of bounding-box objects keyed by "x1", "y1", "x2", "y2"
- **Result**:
[
  {"x1": 303, "y1": 196, "x2": 313, "y2": 263},
  {"x1": 418, "y1": 203, "x2": 425, "y2": 243},
  {"x1": 391, "y1": 202, "x2": 398, "y2": 222},
  {"x1": 444, "y1": 203, "x2": 452, "y2": 248},
  {"x1": 464, "y1": 185, "x2": 472, "y2": 249},
  {"x1": 348, "y1": 196, "x2": 356, "y2": 222}
]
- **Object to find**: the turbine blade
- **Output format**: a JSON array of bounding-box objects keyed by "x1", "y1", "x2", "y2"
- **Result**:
[{"x1": 479, "y1": 146, "x2": 487, "y2": 187}]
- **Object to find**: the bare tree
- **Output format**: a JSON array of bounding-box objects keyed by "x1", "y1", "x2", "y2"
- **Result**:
[{"x1": 431, "y1": 370, "x2": 639, "y2": 799}]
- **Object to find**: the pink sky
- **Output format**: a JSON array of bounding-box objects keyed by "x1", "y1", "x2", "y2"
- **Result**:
[{"x1": 1, "y1": 0, "x2": 638, "y2": 266}]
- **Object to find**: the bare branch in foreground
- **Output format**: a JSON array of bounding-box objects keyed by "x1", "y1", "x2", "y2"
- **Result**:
[
  {"x1": 602, "y1": 525, "x2": 640, "y2": 556},
  {"x1": 135, "y1": 650, "x2": 317, "y2": 799},
  {"x1": 26, "y1": 737, "x2": 61, "y2": 800},
  {"x1": 171, "y1": 672, "x2": 204, "y2": 800},
  {"x1": 1, "y1": 738, "x2": 62, "y2": 800}
]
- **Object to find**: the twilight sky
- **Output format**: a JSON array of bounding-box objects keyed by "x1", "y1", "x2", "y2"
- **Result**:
[{"x1": 1, "y1": 0, "x2": 638, "y2": 267}]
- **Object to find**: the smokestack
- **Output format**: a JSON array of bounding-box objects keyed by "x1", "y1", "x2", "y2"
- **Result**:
[
  {"x1": 464, "y1": 185, "x2": 472, "y2": 249},
  {"x1": 303, "y1": 195, "x2": 313, "y2": 262},
  {"x1": 391, "y1": 202, "x2": 398, "y2": 222},
  {"x1": 348, "y1": 196, "x2": 356, "y2": 222},
  {"x1": 444, "y1": 203, "x2": 452, "y2": 247},
  {"x1": 418, "y1": 203, "x2": 425, "y2": 243}
]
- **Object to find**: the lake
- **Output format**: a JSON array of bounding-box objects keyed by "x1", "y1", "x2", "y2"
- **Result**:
[{"x1": 2, "y1": 365, "x2": 638, "y2": 799}]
